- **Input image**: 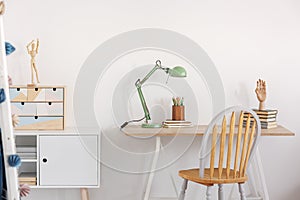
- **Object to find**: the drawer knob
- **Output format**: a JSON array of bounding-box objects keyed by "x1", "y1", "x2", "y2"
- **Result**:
[{"x1": 42, "y1": 158, "x2": 48, "y2": 163}]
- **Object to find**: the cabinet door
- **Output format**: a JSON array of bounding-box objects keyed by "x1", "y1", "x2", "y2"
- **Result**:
[{"x1": 39, "y1": 135, "x2": 98, "y2": 186}]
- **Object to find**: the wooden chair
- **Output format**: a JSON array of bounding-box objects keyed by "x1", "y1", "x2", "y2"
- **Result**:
[{"x1": 178, "y1": 106, "x2": 261, "y2": 200}]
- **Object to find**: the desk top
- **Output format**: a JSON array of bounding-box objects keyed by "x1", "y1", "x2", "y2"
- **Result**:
[{"x1": 123, "y1": 125, "x2": 295, "y2": 137}]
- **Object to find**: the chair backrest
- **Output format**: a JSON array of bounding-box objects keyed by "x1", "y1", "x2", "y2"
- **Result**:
[{"x1": 199, "y1": 106, "x2": 261, "y2": 179}]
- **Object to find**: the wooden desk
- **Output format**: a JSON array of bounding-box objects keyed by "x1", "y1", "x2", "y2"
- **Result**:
[
  {"x1": 123, "y1": 125, "x2": 294, "y2": 200},
  {"x1": 124, "y1": 125, "x2": 294, "y2": 136}
]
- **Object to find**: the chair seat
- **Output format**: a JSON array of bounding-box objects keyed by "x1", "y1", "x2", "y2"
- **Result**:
[{"x1": 178, "y1": 168, "x2": 248, "y2": 186}]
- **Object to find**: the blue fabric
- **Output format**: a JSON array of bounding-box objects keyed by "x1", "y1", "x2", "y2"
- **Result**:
[
  {"x1": 0, "y1": 89, "x2": 5, "y2": 104},
  {"x1": 5, "y1": 42, "x2": 15, "y2": 55},
  {"x1": 0, "y1": 130, "x2": 6, "y2": 200}
]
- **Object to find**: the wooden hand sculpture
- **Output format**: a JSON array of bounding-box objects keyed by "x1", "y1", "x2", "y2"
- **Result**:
[{"x1": 255, "y1": 79, "x2": 266, "y2": 110}]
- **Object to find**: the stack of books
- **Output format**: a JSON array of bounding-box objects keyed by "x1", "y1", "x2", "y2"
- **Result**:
[
  {"x1": 19, "y1": 172, "x2": 37, "y2": 186},
  {"x1": 16, "y1": 146, "x2": 37, "y2": 160},
  {"x1": 162, "y1": 120, "x2": 192, "y2": 128},
  {"x1": 244, "y1": 109, "x2": 278, "y2": 129}
]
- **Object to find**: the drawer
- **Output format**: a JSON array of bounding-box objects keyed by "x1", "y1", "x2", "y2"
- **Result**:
[
  {"x1": 27, "y1": 88, "x2": 46, "y2": 101},
  {"x1": 9, "y1": 88, "x2": 27, "y2": 101},
  {"x1": 37, "y1": 102, "x2": 64, "y2": 115},
  {"x1": 15, "y1": 116, "x2": 64, "y2": 130},
  {"x1": 11, "y1": 102, "x2": 37, "y2": 115},
  {"x1": 45, "y1": 88, "x2": 64, "y2": 101}
]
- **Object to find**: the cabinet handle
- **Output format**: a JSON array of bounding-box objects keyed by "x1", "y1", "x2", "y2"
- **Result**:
[{"x1": 42, "y1": 158, "x2": 48, "y2": 163}]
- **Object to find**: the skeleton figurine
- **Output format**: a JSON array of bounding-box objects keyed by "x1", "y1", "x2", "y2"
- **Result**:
[{"x1": 26, "y1": 39, "x2": 40, "y2": 85}]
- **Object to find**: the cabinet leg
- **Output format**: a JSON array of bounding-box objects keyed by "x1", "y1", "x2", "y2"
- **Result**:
[{"x1": 80, "y1": 188, "x2": 89, "y2": 200}]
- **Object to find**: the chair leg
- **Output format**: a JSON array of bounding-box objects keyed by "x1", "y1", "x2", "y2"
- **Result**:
[
  {"x1": 218, "y1": 184, "x2": 224, "y2": 200},
  {"x1": 238, "y1": 183, "x2": 246, "y2": 200},
  {"x1": 206, "y1": 186, "x2": 212, "y2": 200},
  {"x1": 178, "y1": 179, "x2": 188, "y2": 200}
]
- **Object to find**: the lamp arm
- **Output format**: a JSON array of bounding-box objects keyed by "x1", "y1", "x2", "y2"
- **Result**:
[
  {"x1": 134, "y1": 60, "x2": 167, "y2": 122},
  {"x1": 138, "y1": 61, "x2": 162, "y2": 85},
  {"x1": 136, "y1": 81, "x2": 151, "y2": 122}
]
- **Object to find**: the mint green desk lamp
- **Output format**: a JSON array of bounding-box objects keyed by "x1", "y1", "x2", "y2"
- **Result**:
[{"x1": 121, "y1": 60, "x2": 187, "y2": 129}]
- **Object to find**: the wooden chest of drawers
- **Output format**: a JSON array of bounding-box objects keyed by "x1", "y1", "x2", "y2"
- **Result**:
[{"x1": 9, "y1": 86, "x2": 65, "y2": 130}]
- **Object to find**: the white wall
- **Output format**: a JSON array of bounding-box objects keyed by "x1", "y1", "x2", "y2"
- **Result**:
[{"x1": 5, "y1": 0, "x2": 300, "y2": 199}]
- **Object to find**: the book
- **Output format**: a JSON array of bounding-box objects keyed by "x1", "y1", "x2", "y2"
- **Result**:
[
  {"x1": 163, "y1": 124, "x2": 193, "y2": 128},
  {"x1": 243, "y1": 114, "x2": 277, "y2": 119},
  {"x1": 243, "y1": 121, "x2": 277, "y2": 129},
  {"x1": 19, "y1": 181, "x2": 36, "y2": 186},
  {"x1": 251, "y1": 109, "x2": 278, "y2": 115},
  {"x1": 243, "y1": 117, "x2": 276, "y2": 122},
  {"x1": 18, "y1": 172, "x2": 37, "y2": 182},
  {"x1": 164, "y1": 120, "x2": 192, "y2": 124},
  {"x1": 256, "y1": 114, "x2": 277, "y2": 119},
  {"x1": 18, "y1": 152, "x2": 37, "y2": 159},
  {"x1": 163, "y1": 120, "x2": 192, "y2": 128},
  {"x1": 261, "y1": 121, "x2": 277, "y2": 126},
  {"x1": 16, "y1": 146, "x2": 37, "y2": 153},
  {"x1": 261, "y1": 123, "x2": 277, "y2": 129},
  {"x1": 18, "y1": 152, "x2": 37, "y2": 156}
]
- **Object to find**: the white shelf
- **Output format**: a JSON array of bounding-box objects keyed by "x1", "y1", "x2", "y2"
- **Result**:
[{"x1": 21, "y1": 159, "x2": 38, "y2": 162}]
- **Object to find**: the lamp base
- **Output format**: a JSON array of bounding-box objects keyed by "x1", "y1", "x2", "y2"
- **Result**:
[{"x1": 142, "y1": 123, "x2": 162, "y2": 128}]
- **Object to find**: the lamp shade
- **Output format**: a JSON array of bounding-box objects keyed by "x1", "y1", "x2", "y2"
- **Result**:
[{"x1": 168, "y1": 66, "x2": 187, "y2": 77}]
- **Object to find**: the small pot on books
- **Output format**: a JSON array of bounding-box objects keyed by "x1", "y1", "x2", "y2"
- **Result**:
[{"x1": 172, "y1": 106, "x2": 185, "y2": 121}]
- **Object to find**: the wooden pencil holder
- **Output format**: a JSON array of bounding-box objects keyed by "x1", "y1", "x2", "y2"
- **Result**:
[{"x1": 172, "y1": 106, "x2": 185, "y2": 121}]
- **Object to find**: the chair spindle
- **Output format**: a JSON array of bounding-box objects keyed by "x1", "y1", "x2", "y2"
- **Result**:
[
  {"x1": 218, "y1": 116, "x2": 227, "y2": 179},
  {"x1": 210, "y1": 125, "x2": 218, "y2": 178},
  {"x1": 226, "y1": 112, "x2": 235, "y2": 178},
  {"x1": 239, "y1": 114, "x2": 251, "y2": 177},
  {"x1": 234, "y1": 112, "x2": 244, "y2": 178}
]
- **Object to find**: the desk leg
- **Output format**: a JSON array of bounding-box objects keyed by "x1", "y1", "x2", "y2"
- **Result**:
[
  {"x1": 246, "y1": 149, "x2": 269, "y2": 200},
  {"x1": 252, "y1": 150, "x2": 270, "y2": 200},
  {"x1": 144, "y1": 136, "x2": 161, "y2": 200},
  {"x1": 80, "y1": 188, "x2": 89, "y2": 200}
]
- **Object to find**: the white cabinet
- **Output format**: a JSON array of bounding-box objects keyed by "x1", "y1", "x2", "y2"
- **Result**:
[
  {"x1": 15, "y1": 131, "x2": 100, "y2": 188},
  {"x1": 40, "y1": 135, "x2": 98, "y2": 186}
]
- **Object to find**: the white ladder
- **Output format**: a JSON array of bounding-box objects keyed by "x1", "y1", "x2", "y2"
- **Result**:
[{"x1": 0, "y1": 1, "x2": 20, "y2": 199}]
